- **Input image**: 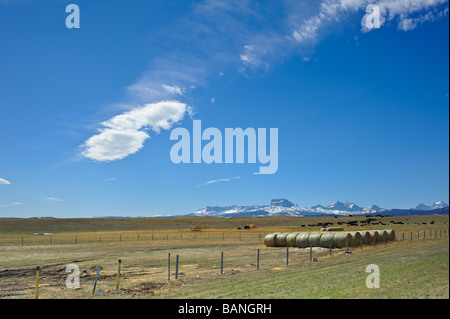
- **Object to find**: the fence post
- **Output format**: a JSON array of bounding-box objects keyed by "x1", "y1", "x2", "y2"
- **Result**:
[
  {"x1": 92, "y1": 266, "x2": 101, "y2": 295},
  {"x1": 168, "y1": 253, "x2": 171, "y2": 281},
  {"x1": 116, "y1": 259, "x2": 121, "y2": 289},
  {"x1": 346, "y1": 237, "x2": 349, "y2": 253},
  {"x1": 257, "y1": 249, "x2": 260, "y2": 270},
  {"x1": 361, "y1": 236, "x2": 363, "y2": 251},
  {"x1": 50, "y1": 235, "x2": 52, "y2": 245},
  {"x1": 402, "y1": 233, "x2": 404, "y2": 241},
  {"x1": 329, "y1": 241, "x2": 332, "y2": 255},
  {"x1": 310, "y1": 245, "x2": 312, "y2": 262},
  {"x1": 175, "y1": 255, "x2": 179, "y2": 280},
  {"x1": 21, "y1": 236, "x2": 23, "y2": 246},
  {"x1": 221, "y1": 252, "x2": 224, "y2": 274},
  {"x1": 286, "y1": 246, "x2": 289, "y2": 266},
  {"x1": 34, "y1": 266, "x2": 40, "y2": 299}
]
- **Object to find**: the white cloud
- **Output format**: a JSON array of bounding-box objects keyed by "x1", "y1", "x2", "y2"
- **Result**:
[
  {"x1": 0, "y1": 202, "x2": 23, "y2": 208},
  {"x1": 197, "y1": 176, "x2": 241, "y2": 187},
  {"x1": 105, "y1": 177, "x2": 118, "y2": 182},
  {"x1": 82, "y1": 101, "x2": 191, "y2": 162},
  {"x1": 0, "y1": 178, "x2": 11, "y2": 185},
  {"x1": 45, "y1": 198, "x2": 64, "y2": 202},
  {"x1": 211, "y1": 97, "x2": 215, "y2": 103}
]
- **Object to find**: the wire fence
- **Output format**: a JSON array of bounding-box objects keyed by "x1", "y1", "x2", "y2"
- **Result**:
[
  {"x1": 0, "y1": 231, "x2": 269, "y2": 246},
  {"x1": 0, "y1": 229, "x2": 448, "y2": 299},
  {"x1": 0, "y1": 229, "x2": 448, "y2": 247}
]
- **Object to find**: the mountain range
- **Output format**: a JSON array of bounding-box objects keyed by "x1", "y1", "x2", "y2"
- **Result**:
[{"x1": 189, "y1": 199, "x2": 449, "y2": 218}]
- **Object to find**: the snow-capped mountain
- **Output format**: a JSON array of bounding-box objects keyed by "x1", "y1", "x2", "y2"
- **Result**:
[
  {"x1": 325, "y1": 201, "x2": 364, "y2": 212},
  {"x1": 432, "y1": 201, "x2": 449, "y2": 209},
  {"x1": 415, "y1": 201, "x2": 449, "y2": 211},
  {"x1": 190, "y1": 199, "x2": 449, "y2": 218}
]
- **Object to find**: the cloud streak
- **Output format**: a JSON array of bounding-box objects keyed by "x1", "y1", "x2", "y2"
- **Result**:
[
  {"x1": 44, "y1": 198, "x2": 64, "y2": 202},
  {"x1": 0, "y1": 178, "x2": 11, "y2": 185},
  {"x1": 0, "y1": 202, "x2": 23, "y2": 208},
  {"x1": 197, "y1": 176, "x2": 241, "y2": 187}
]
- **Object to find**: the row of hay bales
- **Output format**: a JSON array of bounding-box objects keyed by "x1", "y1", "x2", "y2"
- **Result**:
[{"x1": 264, "y1": 230, "x2": 395, "y2": 248}]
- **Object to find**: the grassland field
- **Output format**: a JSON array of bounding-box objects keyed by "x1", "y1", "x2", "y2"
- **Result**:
[{"x1": 0, "y1": 214, "x2": 448, "y2": 299}]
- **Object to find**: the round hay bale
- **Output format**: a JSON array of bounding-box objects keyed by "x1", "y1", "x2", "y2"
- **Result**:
[
  {"x1": 286, "y1": 232, "x2": 301, "y2": 247},
  {"x1": 274, "y1": 233, "x2": 289, "y2": 247},
  {"x1": 308, "y1": 232, "x2": 323, "y2": 247},
  {"x1": 264, "y1": 233, "x2": 280, "y2": 247},
  {"x1": 386, "y1": 229, "x2": 396, "y2": 241},
  {"x1": 359, "y1": 230, "x2": 372, "y2": 244},
  {"x1": 348, "y1": 231, "x2": 362, "y2": 246},
  {"x1": 378, "y1": 230, "x2": 388, "y2": 242},
  {"x1": 367, "y1": 230, "x2": 381, "y2": 243},
  {"x1": 333, "y1": 232, "x2": 353, "y2": 248},
  {"x1": 296, "y1": 232, "x2": 311, "y2": 248},
  {"x1": 319, "y1": 232, "x2": 335, "y2": 248}
]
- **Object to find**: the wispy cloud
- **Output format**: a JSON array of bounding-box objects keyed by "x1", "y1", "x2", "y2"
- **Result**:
[
  {"x1": 0, "y1": 202, "x2": 23, "y2": 208},
  {"x1": 291, "y1": 0, "x2": 449, "y2": 44},
  {"x1": 197, "y1": 176, "x2": 241, "y2": 187},
  {"x1": 81, "y1": 0, "x2": 448, "y2": 162},
  {"x1": 44, "y1": 198, "x2": 64, "y2": 202},
  {"x1": 105, "y1": 177, "x2": 118, "y2": 182},
  {"x1": 0, "y1": 178, "x2": 11, "y2": 185}
]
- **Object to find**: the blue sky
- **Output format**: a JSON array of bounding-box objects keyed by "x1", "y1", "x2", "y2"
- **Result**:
[{"x1": 0, "y1": 0, "x2": 449, "y2": 218}]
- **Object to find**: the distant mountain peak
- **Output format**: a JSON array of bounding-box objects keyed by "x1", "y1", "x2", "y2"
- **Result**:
[
  {"x1": 326, "y1": 201, "x2": 363, "y2": 212},
  {"x1": 432, "y1": 201, "x2": 449, "y2": 209},
  {"x1": 270, "y1": 199, "x2": 295, "y2": 208}
]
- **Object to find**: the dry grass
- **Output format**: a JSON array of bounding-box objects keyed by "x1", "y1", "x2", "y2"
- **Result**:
[{"x1": 0, "y1": 215, "x2": 448, "y2": 299}]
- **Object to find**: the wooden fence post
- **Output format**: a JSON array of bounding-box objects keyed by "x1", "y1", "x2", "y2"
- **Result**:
[
  {"x1": 168, "y1": 253, "x2": 171, "y2": 281},
  {"x1": 34, "y1": 266, "x2": 40, "y2": 299},
  {"x1": 220, "y1": 252, "x2": 224, "y2": 274}
]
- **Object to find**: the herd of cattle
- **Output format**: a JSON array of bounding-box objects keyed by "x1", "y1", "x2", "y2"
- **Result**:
[{"x1": 300, "y1": 217, "x2": 436, "y2": 228}]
